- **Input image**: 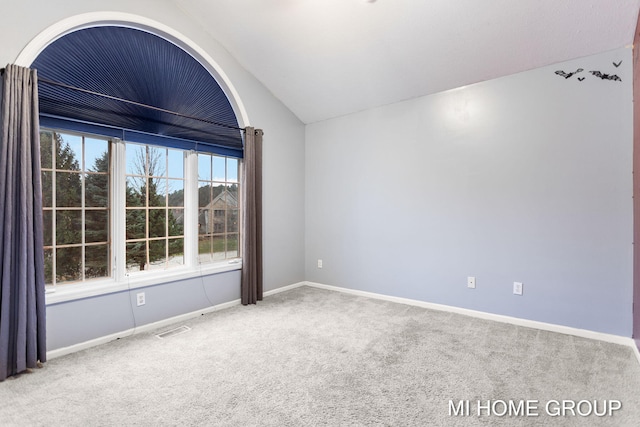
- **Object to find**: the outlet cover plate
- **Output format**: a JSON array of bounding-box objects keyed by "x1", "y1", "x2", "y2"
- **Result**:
[
  {"x1": 513, "y1": 282, "x2": 523, "y2": 296},
  {"x1": 136, "y1": 292, "x2": 146, "y2": 306},
  {"x1": 467, "y1": 277, "x2": 476, "y2": 289}
]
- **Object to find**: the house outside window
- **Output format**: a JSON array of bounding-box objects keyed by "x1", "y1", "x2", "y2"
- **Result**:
[{"x1": 197, "y1": 153, "x2": 240, "y2": 263}]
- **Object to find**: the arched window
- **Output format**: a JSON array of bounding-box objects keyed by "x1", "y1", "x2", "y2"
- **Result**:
[
  {"x1": 33, "y1": 26, "x2": 243, "y2": 156},
  {"x1": 32, "y1": 26, "x2": 243, "y2": 288}
]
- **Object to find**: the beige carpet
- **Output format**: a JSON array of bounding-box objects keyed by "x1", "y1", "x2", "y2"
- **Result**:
[{"x1": 1, "y1": 286, "x2": 639, "y2": 426}]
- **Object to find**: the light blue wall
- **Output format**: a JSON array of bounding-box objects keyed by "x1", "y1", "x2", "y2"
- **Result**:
[
  {"x1": 305, "y1": 48, "x2": 633, "y2": 336},
  {"x1": 46, "y1": 271, "x2": 240, "y2": 350},
  {"x1": 1, "y1": 1, "x2": 634, "y2": 349},
  {"x1": 1, "y1": 1, "x2": 305, "y2": 352}
]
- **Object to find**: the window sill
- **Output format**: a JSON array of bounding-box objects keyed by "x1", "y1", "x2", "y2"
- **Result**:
[{"x1": 44, "y1": 260, "x2": 242, "y2": 305}]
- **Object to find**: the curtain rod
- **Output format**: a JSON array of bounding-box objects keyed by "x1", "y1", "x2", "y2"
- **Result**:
[{"x1": 38, "y1": 77, "x2": 245, "y2": 132}]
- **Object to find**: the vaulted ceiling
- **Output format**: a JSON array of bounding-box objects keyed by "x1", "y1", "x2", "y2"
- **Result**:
[{"x1": 173, "y1": 0, "x2": 640, "y2": 124}]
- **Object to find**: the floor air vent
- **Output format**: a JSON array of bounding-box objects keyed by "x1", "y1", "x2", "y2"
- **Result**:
[{"x1": 155, "y1": 325, "x2": 191, "y2": 339}]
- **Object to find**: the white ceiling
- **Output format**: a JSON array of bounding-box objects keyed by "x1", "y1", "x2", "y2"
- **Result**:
[{"x1": 173, "y1": 0, "x2": 640, "y2": 124}]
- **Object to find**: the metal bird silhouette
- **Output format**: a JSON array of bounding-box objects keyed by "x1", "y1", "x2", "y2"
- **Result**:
[
  {"x1": 555, "y1": 68, "x2": 583, "y2": 79},
  {"x1": 589, "y1": 70, "x2": 621, "y2": 81}
]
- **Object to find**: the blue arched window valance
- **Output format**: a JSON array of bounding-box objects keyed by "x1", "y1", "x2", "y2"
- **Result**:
[{"x1": 31, "y1": 26, "x2": 243, "y2": 158}]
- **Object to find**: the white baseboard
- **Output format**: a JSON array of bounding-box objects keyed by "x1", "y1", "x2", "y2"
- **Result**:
[
  {"x1": 304, "y1": 281, "x2": 639, "y2": 353},
  {"x1": 264, "y1": 281, "x2": 306, "y2": 297},
  {"x1": 130, "y1": 300, "x2": 240, "y2": 335},
  {"x1": 47, "y1": 282, "x2": 308, "y2": 360},
  {"x1": 632, "y1": 340, "x2": 640, "y2": 367},
  {"x1": 48, "y1": 280, "x2": 640, "y2": 368},
  {"x1": 47, "y1": 328, "x2": 136, "y2": 360},
  {"x1": 47, "y1": 298, "x2": 242, "y2": 360}
]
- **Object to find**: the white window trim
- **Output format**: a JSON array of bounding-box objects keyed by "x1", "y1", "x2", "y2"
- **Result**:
[
  {"x1": 44, "y1": 261, "x2": 242, "y2": 305},
  {"x1": 44, "y1": 138, "x2": 243, "y2": 305}
]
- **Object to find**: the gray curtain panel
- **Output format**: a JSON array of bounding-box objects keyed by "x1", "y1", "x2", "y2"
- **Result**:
[
  {"x1": 241, "y1": 127, "x2": 263, "y2": 305},
  {"x1": 0, "y1": 64, "x2": 47, "y2": 381}
]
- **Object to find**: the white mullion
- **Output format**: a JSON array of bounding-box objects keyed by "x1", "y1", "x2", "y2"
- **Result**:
[
  {"x1": 165, "y1": 149, "x2": 169, "y2": 266},
  {"x1": 80, "y1": 137, "x2": 86, "y2": 281},
  {"x1": 224, "y1": 158, "x2": 229, "y2": 259},
  {"x1": 239, "y1": 158, "x2": 243, "y2": 259},
  {"x1": 112, "y1": 139, "x2": 126, "y2": 281},
  {"x1": 184, "y1": 150, "x2": 198, "y2": 267},
  {"x1": 237, "y1": 159, "x2": 241, "y2": 258},
  {"x1": 234, "y1": 159, "x2": 239, "y2": 260},
  {"x1": 51, "y1": 139, "x2": 57, "y2": 286},
  {"x1": 145, "y1": 146, "x2": 150, "y2": 270}
]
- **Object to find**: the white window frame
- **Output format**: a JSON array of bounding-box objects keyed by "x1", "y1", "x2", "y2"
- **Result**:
[
  {"x1": 41, "y1": 130, "x2": 112, "y2": 286},
  {"x1": 44, "y1": 131, "x2": 242, "y2": 305}
]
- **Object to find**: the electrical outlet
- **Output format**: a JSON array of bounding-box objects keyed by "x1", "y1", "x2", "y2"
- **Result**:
[
  {"x1": 136, "y1": 292, "x2": 146, "y2": 306},
  {"x1": 467, "y1": 276, "x2": 476, "y2": 289},
  {"x1": 317, "y1": 259, "x2": 323, "y2": 268},
  {"x1": 513, "y1": 282, "x2": 523, "y2": 296}
]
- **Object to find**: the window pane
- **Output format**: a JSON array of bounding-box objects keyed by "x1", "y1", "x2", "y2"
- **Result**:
[
  {"x1": 40, "y1": 131, "x2": 53, "y2": 169},
  {"x1": 227, "y1": 210, "x2": 239, "y2": 233},
  {"x1": 197, "y1": 152, "x2": 241, "y2": 265},
  {"x1": 44, "y1": 248, "x2": 53, "y2": 285},
  {"x1": 126, "y1": 144, "x2": 146, "y2": 175},
  {"x1": 41, "y1": 128, "x2": 112, "y2": 285},
  {"x1": 168, "y1": 238, "x2": 183, "y2": 266},
  {"x1": 198, "y1": 253, "x2": 212, "y2": 264},
  {"x1": 85, "y1": 139, "x2": 109, "y2": 172},
  {"x1": 56, "y1": 133, "x2": 82, "y2": 171},
  {"x1": 213, "y1": 156, "x2": 225, "y2": 181},
  {"x1": 148, "y1": 239, "x2": 166, "y2": 268},
  {"x1": 42, "y1": 171, "x2": 52, "y2": 207},
  {"x1": 86, "y1": 210, "x2": 109, "y2": 243},
  {"x1": 55, "y1": 172, "x2": 82, "y2": 207},
  {"x1": 167, "y1": 180, "x2": 184, "y2": 207},
  {"x1": 212, "y1": 235, "x2": 225, "y2": 260},
  {"x1": 85, "y1": 173, "x2": 109, "y2": 207},
  {"x1": 126, "y1": 209, "x2": 146, "y2": 240},
  {"x1": 85, "y1": 244, "x2": 109, "y2": 279},
  {"x1": 169, "y1": 209, "x2": 184, "y2": 236},
  {"x1": 227, "y1": 234, "x2": 239, "y2": 258},
  {"x1": 198, "y1": 154, "x2": 211, "y2": 181},
  {"x1": 43, "y1": 210, "x2": 52, "y2": 247},
  {"x1": 126, "y1": 177, "x2": 144, "y2": 207},
  {"x1": 198, "y1": 235, "x2": 211, "y2": 253},
  {"x1": 126, "y1": 241, "x2": 147, "y2": 272},
  {"x1": 228, "y1": 185, "x2": 239, "y2": 208},
  {"x1": 149, "y1": 209, "x2": 166, "y2": 238},
  {"x1": 198, "y1": 209, "x2": 211, "y2": 234},
  {"x1": 56, "y1": 246, "x2": 82, "y2": 282},
  {"x1": 198, "y1": 183, "x2": 212, "y2": 207},
  {"x1": 148, "y1": 147, "x2": 166, "y2": 177},
  {"x1": 167, "y1": 149, "x2": 183, "y2": 178},
  {"x1": 56, "y1": 210, "x2": 82, "y2": 245},
  {"x1": 123, "y1": 143, "x2": 186, "y2": 273},
  {"x1": 211, "y1": 183, "x2": 225, "y2": 207},
  {"x1": 227, "y1": 158, "x2": 238, "y2": 183},
  {"x1": 149, "y1": 178, "x2": 166, "y2": 207}
]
